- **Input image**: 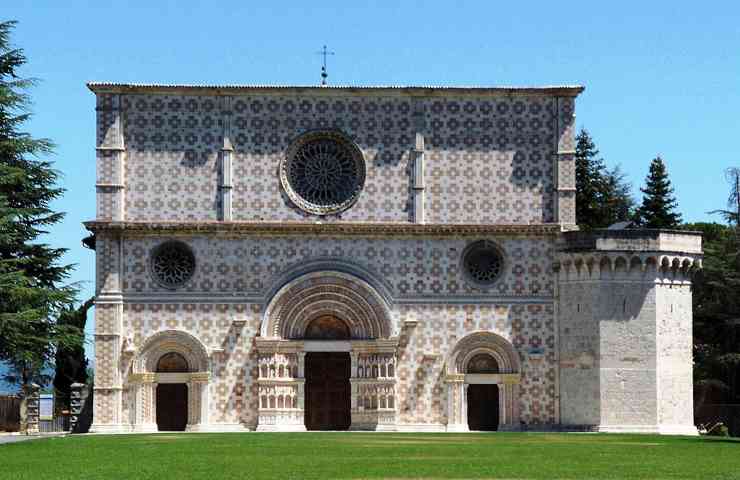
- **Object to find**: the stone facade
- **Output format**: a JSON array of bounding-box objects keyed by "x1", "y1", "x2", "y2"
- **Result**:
[{"x1": 86, "y1": 83, "x2": 700, "y2": 434}]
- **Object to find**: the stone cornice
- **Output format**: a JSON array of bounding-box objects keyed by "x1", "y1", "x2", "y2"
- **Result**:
[
  {"x1": 562, "y1": 229, "x2": 703, "y2": 254},
  {"x1": 83, "y1": 220, "x2": 562, "y2": 238},
  {"x1": 87, "y1": 82, "x2": 585, "y2": 98}
]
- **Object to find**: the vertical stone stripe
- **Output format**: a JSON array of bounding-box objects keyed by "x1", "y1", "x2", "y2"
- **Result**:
[
  {"x1": 220, "y1": 96, "x2": 234, "y2": 221},
  {"x1": 95, "y1": 93, "x2": 126, "y2": 221},
  {"x1": 554, "y1": 96, "x2": 577, "y2": 225},
  {"x1": 412, "y1": 98, "x2": 426, "y2": 224}
]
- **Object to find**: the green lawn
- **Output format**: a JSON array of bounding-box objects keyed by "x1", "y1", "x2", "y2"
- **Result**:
[{"x1": 2, "y1": 432, "x2": 739, "y2": 480}]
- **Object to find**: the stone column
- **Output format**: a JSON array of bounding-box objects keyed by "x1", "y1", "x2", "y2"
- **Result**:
[
  {"x1": 130, "y1": 374, "x2": 158, "y2": 433},
  {"x1": 21, "y1": 383, "x2": 40, "y2": 435},
  {"x1": 445, "y1": 376, "x2": 468, "y2": 432},
  {"x1": 297, "y1": 352, "x2": 306, "y2": 378},
  {"x1": 186, "y1": 373, "x2": 211, "y2": 432},
  {"x1": 350, "y1": 352, "x2": 360, "y2": 410},
  {"x1": 70, "y1": 382, "x2": 85, "y2": 433}
]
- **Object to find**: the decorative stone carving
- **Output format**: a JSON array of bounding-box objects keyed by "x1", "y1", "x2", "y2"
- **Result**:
[
  {"x1": 462, "y1": 240, "x2": 505, "y2": 287},
  {"x1": 281, "y1": 130, "x2": 366, "y2": 215},
  {"x1": 262, "y1": 271, "x2": 393, "y2": 340},
  {"x1": 445, "y1": 332, "x2": 521, "y2": 431},
  {"x1": 149, "y1": 240, "x2": 195, "y2": 289}
]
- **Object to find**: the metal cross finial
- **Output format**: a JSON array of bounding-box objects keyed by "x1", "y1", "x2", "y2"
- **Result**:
[{"x1": 316, "y1": 45, "x2": 335, "y2": 86}]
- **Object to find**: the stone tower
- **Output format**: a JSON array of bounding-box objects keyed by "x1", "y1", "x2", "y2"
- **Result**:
[{"x1": 556, "y1": 229, "x2": 701, "y2": 435}]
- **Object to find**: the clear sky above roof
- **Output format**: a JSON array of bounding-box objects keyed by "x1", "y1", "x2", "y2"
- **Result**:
[{"x1": 2, "y1": 1, "x2": 739, "y2": 366}]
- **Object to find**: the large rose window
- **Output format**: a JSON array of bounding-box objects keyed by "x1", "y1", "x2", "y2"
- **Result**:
[{"x1": 281, "y1": 130, "x2": 365, "y2": 215}]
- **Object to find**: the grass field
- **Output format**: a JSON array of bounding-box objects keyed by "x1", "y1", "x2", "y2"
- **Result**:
[{"x1": 1, "y1": 432, "x2": 738, "y2": 480}]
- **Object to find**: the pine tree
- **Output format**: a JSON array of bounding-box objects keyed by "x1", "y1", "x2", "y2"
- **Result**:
[
  {"x1": 601, "y1": 165, "x2": 635, "y2": 227},
  {"x1": 634, "y1": 156, "x2": 682, "y2": 228},
  {"x1": 575, "y1": 129, "x2": 635, "y2": 229},
  {"x1": 575, "y1": 129, "x2": 606, "y2": 229},
  {"x1": 0, "y1": 20, "x2": 81, "y2": 388}
]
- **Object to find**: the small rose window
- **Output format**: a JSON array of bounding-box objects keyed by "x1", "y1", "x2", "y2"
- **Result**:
[
  {"x1": 462, "y1": 240, "x2": 504, "y2": 287},
  {"x1": 150, "y1": 240, "x2": 195, "y2": 289}
]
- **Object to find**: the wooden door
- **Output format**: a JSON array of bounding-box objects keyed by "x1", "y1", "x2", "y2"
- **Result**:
[
  {"x1": 156, "y1": 383, "x2": 188, "y2": 431},
  {"x1": 305, "y1": 352, "x2": 351, "y2": 430},
  {"x1": 467, "y1": 384, "x2": 499, "y2": 431}
]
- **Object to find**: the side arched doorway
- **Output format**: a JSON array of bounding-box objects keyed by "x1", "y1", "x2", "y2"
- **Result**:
[
  {"x1": 445, "y1": 332, "x2": 521, "y2": 432},
  {"x1": 466, "y1": 354, "x2": 500, "y2": 431},
  {"x1": 155, "y1": 352, "x2": 188, "y2": 431},
  {"x1": 129, "y1": 330, "x2": 211, "y2": 433}
]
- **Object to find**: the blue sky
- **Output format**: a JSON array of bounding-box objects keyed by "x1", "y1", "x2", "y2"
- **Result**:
[{"x1": 2, "y1": 1, "x2": 739, "y2": 380}]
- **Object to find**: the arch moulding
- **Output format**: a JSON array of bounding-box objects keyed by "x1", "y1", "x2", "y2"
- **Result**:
[
  {"x1": 261, "y1": 270, "x2": 394, "y2": 340},
  {"x1": 445, "y1": 331, "x2": 521, "y2": 432},
  {"x1": 127, "y1": 329, "x2": 213, "y2": 433}
]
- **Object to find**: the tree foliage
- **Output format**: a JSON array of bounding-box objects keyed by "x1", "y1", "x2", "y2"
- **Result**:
[
  {"x1": 634, "y1": 156, "x2": 682, "y2": 228},
  {"x1": 53, "y1": 297, "x2": 93, "y2": 409},
  {"x1": 574, "y1": 128, "x2": 634, "y2": 229},
  {"x1": 0, "y1": 20, "x2": 81, "y2": 388},
  {"x1": 689, "y1": 220, "x2": 740, "y2": 409}
]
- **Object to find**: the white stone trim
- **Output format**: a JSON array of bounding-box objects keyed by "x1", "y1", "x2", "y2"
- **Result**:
[{"x1": 396, "y1": 423, "x2": 447, "y2": 432}]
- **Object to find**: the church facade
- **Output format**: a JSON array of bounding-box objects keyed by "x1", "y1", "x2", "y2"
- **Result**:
[{"x1": 86, "y1": 83, "x2": 701, "y2": 434}]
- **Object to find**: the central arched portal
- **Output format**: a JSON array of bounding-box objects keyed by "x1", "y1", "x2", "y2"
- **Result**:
[{"x1": 256, "y1": 270, "x2": 398, "y2": 432}]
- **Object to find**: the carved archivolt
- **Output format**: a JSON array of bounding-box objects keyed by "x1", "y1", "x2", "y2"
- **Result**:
[
  {"x1": 262, "y1": 271, "x2": 393, "y2": 340},
  {"x1": 134, "y1": 329, "x2": 210, "y2": 374},
  {"x1": 446, "y1": 331, "x2": 520, "y2": 376}
]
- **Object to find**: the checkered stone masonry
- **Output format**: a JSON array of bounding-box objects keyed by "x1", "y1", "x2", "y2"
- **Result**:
[
  {"x1": 424, "y1": 96, "x2": 557, "y2": 224},
  {"x1": 88, "y1": 85, "x2": 599, "y2": 433},
  {"x1": 122, "y1": 95, "x2": 222, "y2": 221},
  {"x1": 118, "y1": 301, "x2": 554, "y2": 428},
  {"x1": 104, "y1": 91, "x2": 581, "y2": 224},
  {"x1": 396, "y1": 304, "x2": 556, "y2": 425},
  {"x1": 122, "y1": 303, "x2": 261, "y2": 426},
  {"x1": 121, "y1": 237, "x2": 554, "y2": 299}
]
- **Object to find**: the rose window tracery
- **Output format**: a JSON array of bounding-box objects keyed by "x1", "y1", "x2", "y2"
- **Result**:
[
  {"x1": 281, "y1": 130, "x2": 365, "y2": 215},
  {"x1": 150, "y1": 240, "x2": 196, "y2": 289},
  {"x1": 462, "y1": 241, "x2": 504, "y2": 287}
]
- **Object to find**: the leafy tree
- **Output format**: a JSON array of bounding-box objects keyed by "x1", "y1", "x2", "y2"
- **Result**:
[
  {"x1": 634, "y1": 156, "x2": 682, "y2": 228},
  {"x1": 688, "y1": 220, "x2": 740, "y2": 431},
  {"x1": 0, "y1": 20, "x2": 81, "y2": 388},
  {"x1": 575, "y1": 128, "x2": 635, "y2": 229},
  {"x1": 53, "y1": 297, "x2": 93, "y2": 410}
]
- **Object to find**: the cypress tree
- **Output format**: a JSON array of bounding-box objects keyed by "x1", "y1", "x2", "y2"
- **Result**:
[
  {"x1": 53, "y1": 297, "x2": 93, "y2": 410},
  {"x1": 635, "y1": 156, "x2": 682, "y2": 228},
  {"x1": 0, "y1": 20, "x2": 81, "y2": 388}
]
